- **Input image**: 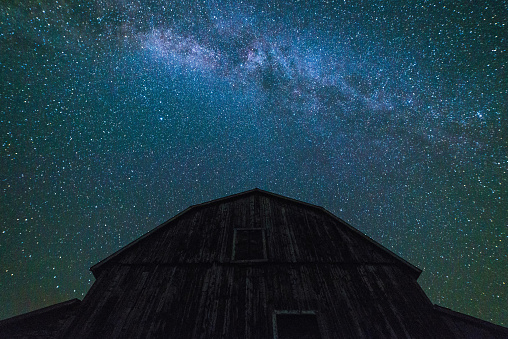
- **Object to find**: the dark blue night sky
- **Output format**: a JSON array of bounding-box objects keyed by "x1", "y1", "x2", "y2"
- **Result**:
[{"x1": 1, "y1": 0, "x2": 506, "y2": 326}]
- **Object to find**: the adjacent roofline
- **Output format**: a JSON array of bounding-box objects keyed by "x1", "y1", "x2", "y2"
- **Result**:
[
  {"x1": 90, "y1": 188, "x2": 422, "y2": 278},
  {"x1": 0, "y1": 298, "x2": 81, "y2": 325},
  {"x1": 434, "y1": 304, "x2": 508, "y2": 333}
]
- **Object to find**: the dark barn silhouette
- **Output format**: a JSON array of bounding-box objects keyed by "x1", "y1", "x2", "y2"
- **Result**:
[{"x1": 1, "y1": 189, "x2": 507, "y2": 338}]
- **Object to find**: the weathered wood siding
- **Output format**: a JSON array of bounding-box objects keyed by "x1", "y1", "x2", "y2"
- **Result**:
[
  {"x1": 60, "y1": 264, "x2": 455, "y2": 338},
  {"x1": 58, "y1": 191, "x2": 457, "y2": 338},
  {"x1": 101, "y1": 193, "x2": 398, "y2": 268}
]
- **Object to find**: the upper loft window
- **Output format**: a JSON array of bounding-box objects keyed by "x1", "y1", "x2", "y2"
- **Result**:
[
  {"x1": 233, "y1": 228, "x2": 266, "y2": 261},
  {"x1": 273, "y1": 311, "x2": 322, "y2": 339}
]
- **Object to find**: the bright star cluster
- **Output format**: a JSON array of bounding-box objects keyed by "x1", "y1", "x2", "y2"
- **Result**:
[{"x1": 0, "y1": 0, "x2": 506, "y2": 326}]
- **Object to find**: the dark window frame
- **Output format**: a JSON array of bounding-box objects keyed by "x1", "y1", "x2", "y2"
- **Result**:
[
  {"x1": 232, "y1": 228, "x2": 267, "y2": 262},
  {"x1": 272, "y1": 310, "x2": 323, "y2": 339}
]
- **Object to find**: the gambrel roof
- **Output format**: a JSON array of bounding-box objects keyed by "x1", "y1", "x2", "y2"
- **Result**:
[{"x1": 90, "y1": 189, "x2": 421, "y2": 279}]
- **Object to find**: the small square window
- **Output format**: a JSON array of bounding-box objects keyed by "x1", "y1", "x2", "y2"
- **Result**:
[
  {"x1": 274, "y1": 311, "x2": 322, "y2": 339},
  {"x1": 233, "y1": 228, "x2": 266, "y2": 261}
]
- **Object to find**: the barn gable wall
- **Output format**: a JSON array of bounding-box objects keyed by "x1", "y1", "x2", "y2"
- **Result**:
[
  {"x1": 58, "y1": 191, "x2": 446, "y2": 338},
  {"x1": 59, "y1": 264, "x2": 452, "y2": 339},
  {"x1": 102, "y1": 192, "x2": 399, "y2": 269}
]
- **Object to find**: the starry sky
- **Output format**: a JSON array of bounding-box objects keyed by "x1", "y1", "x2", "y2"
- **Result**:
[{"x1": 1, "y1": 0, "x2": 506, "y2": 326}]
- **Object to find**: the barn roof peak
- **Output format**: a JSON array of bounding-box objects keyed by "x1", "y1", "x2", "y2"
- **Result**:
[{"x1": 90, "y1": 188, "x2": 422, "y2": 278}]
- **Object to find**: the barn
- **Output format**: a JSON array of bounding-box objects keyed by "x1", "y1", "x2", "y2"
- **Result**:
[{"x1": 1, "y1": 189, "x2": 507, "y2": 338}]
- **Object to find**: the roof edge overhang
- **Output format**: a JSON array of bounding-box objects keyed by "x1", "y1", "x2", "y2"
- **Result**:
[{"x1": 90, "y1": 188, "x2": 422, "y2": 279}]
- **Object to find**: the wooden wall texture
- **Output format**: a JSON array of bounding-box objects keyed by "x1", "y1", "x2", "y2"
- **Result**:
[
  {"x1": 52, "y1": 190, "x2": 506, "y2": 338},
  {"x1": 94, "y1": 193, "x2": 403, "y2": 269}
]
